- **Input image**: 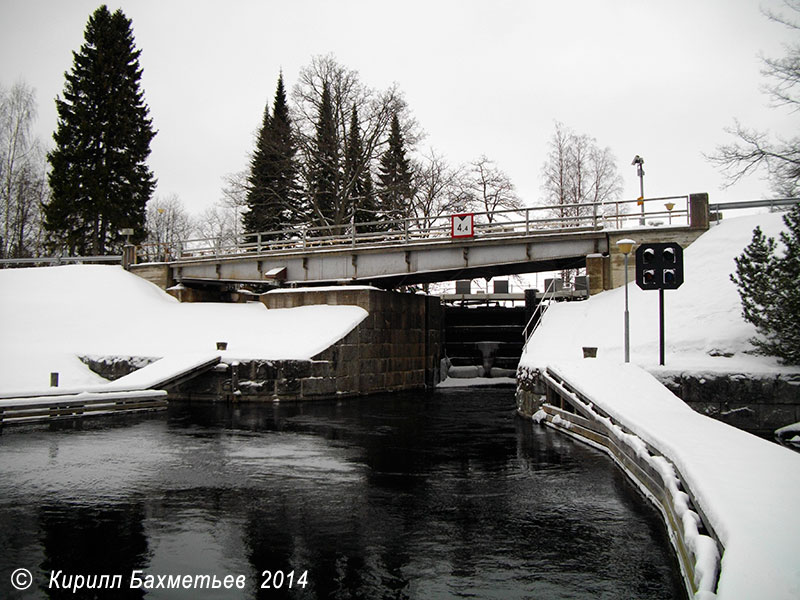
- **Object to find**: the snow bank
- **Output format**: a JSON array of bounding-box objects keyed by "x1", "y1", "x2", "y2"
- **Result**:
[
  {"x1": 548, "y1": 360, "x2": 800, "y2": 600},
  {"x1": 0, "y1": 265, "x2": 367, "y2": 394},
  {"x1": 520, "y1": 212, "x2": 800, "y2": 376}
]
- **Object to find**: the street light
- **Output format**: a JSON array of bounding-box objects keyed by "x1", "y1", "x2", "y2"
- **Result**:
[
  {"x1": 665, "y1": 201, "x2": 675, "y2": 224},
  {"x1": 631, "y1": 155, "x2": 645, "y2": 225},
  {"x1": 617, "y1": 238, "x2": 636, "y2": 363}
]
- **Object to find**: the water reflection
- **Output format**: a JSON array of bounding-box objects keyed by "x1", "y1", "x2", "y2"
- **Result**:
[{"x1": 0, "y1": 389, "x2": 684, "y2": 599}]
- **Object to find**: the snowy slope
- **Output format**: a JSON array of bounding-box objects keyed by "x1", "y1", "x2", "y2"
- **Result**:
[
  {"x1": 520, "y1": 211, "x2": 800, "y2": 375},
  {"x1": 0, "y1": 265, "x2": 367, "y2": 394},
  {"x1": 549, "y1": 360, "x2": 800, "y2": 600}
]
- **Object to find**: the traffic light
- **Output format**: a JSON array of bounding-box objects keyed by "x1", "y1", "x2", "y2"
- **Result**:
[{"x1": 635, "y1": 243, "x2": 684, "y2": 290}]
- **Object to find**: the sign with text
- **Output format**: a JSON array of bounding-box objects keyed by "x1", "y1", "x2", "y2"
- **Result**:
[{"x1": 451, "y1": 213, "x2": 474, "y2": 238}]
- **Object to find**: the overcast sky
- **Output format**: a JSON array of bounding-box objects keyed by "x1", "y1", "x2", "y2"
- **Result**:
[{"x1": 1, "y1": 0, "x2": 797, "y2": 216}]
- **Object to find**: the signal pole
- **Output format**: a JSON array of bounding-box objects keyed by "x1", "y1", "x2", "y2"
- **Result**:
[{"x1": 632, "y1": 155, "x2": 645, "y2": 225}]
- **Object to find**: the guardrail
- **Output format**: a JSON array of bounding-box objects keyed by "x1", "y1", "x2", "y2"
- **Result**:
[
  {"x1": 0, "y1": 255, "x2": 122, "y2": 267},
  {"x1": 536, "y1": 366, "x2": 722, "y2": 598},
  {"x1": 709, "y1": 197, "x2": 799, "y2": 212},
  {"x1": 134, "y1": 196, "x2": 691, "y2": 264}
]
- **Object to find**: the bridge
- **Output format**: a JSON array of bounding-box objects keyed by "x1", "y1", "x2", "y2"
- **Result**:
[{"x1": 129, "y1": 194, "x2": 711, "y2": 291}]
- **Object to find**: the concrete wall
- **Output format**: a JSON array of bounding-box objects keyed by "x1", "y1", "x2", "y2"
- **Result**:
[{"x1": 129, "y1": 263, "x2": 173, "y2": 289}]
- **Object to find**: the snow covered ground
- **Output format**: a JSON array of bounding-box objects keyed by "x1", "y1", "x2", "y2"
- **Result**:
[
  {"x1": 521, "y1": 212, "x2": 800, "y2": 599},
  {"x1": 0, "y1": 265, "x2": 367, "y2": 396},
  {"x1": 546, "y1": 360, "x2": 800, "y2": 600},
  {"x1": 520, "y1": 211, "x2": 800, "y2": 376}
]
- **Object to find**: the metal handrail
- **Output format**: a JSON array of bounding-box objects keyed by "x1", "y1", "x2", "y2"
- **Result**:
[
  {"x1": 0, "y1": 255, "x2": 122, "y2": 267},
  {"x1": 135, "y1": 195, "x2": 691, "y2": 265},
  {"x1": 708, "y1": 197, "x2": 799, "y2": 212},
  {"x1": 522, "y1": 279, "x2": 560, "y2": 342}
]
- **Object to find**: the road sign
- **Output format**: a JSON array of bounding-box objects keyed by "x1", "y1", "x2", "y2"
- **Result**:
[{"x1": 451, "y1": 213, "x2": 474, "y2": 238}]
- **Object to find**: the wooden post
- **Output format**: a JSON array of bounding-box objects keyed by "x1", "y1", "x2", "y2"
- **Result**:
[{"x1": 50, "y1": 372, "x2": 59, "y2": 387}]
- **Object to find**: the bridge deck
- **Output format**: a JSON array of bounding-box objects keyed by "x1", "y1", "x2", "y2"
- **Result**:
[{"x1": 535, "y1": 359, "x2": 800, "y2": 600}]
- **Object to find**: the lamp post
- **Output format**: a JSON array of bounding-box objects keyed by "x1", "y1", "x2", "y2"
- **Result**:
[
  {"x1": 665, "y1": 201, "x2": 675, "y2": 225},
  {"x1": 617, "y1": 238, "x2": 636, "y2": 363},
  {"x1": 631, "y1": 155, "x2": 645, "y2": 225}
]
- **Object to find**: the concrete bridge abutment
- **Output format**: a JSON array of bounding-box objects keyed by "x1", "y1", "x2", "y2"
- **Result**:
[{"x1": 587, "y1": 193, "x2": 710, "y2": 294}]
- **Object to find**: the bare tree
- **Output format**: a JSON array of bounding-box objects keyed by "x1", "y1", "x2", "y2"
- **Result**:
[
  {"x1": 540, "y1": 122, "x2": 623, "y2": 226},
  {"x1": 0, "y1": 81, "x2": 47, "y2": 258},
  {"x1": 540, "y1": 122, "x2": 623, "y2": 285},
  {"x1": 144, "y1": 193, "x2": 193, "y2": 260},
  {"x1": 193, "y1": 201, "x2": 240, "y2": 250},
  {"x1": 709, "y1": 1, "x2": 800, "y2": 195},
  {"x1": 291, "y1": 54, "x2": 420, "y2": 229},
  {"x1": 409, "y1": 149, "x2": 472, "y2": 229},
  {"x1": 468, "y1": 155, "x2": 523, "y2": 222}
]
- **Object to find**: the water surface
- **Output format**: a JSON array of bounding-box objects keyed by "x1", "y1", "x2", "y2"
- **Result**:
[{"x1": 0, "y1": 388, "x2": 685, "y2": 599}]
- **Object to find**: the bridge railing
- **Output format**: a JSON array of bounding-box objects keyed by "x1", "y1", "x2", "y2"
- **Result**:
[{"x1": 132, "y1": 195, "x2": 691, "y2": 264}]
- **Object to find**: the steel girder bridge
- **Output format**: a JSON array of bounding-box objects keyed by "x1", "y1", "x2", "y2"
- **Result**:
[{"x1": 130, "y1": 195, "x2": 704, "y2": 289}]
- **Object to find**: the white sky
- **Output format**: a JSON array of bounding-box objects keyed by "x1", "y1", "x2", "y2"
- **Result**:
[{"x1": 1, "y1": 0, "x2": 797, "y2": 215}]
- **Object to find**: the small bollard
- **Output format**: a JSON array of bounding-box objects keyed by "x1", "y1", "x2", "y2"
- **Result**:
[
  {"x1": 582, "y1": 347, "x2": 598, "y2": 359},
  {"x1": 216, "y1": 342, "x2": 228, "y2": 351},
  {"x1": 50, "y1": 372, "x2": 59, "y2": 387}
]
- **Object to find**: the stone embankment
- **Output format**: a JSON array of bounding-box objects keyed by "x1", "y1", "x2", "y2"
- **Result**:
[
  {"x1": 83, "y1": 288, "x2": 443, "y2": 402},
  {"x1": 517, "y1": 363, "x2": 800, "y2": 437}
]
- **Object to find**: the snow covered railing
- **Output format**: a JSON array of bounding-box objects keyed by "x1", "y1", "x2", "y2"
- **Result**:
[
  {"x1": 0, "y1": 390, "x2": 168, "y2": 425},
  {"x1": 530, "y1": 360, "x2": 800, "y2": 600},
  {"x1": 536, "y1": 366, "x2": 720, "y2": 599}
]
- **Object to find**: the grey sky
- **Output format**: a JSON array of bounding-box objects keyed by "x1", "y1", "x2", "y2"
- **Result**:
[{"x1": 1, "y1": 0, "x2": 796, "y2": 215}]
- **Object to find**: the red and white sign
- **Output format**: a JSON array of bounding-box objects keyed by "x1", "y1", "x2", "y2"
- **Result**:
[{"x1": 451, "y1": 213, "x2": 474, "y2": 238}]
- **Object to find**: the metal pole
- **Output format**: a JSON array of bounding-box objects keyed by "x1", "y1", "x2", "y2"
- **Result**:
[
  {"x1": 659, "y1": 288, "x2": 665, "y2": 366},
  {"x1": 639, "y1": 168, "x2": 645, "y2": 225},
  {"x1": 624, "y1": 253, "x2": 630, "y2": 363}
]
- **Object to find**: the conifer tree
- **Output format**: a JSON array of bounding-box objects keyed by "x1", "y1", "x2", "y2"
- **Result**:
[
  {"x1": 244, "y1": 104, "x2": 272, "y2": 234},
  {"x1": 344, "y1": 106, "x2": 376, "y2": 231},
  {"x1": 45, "y1": 5, "x2": 155, "y2": 255},
  {"x1": 377, "y1": 113, "x2": 413, "y2": 223},
  {"x1": 731, "y1": 226, "x2": 777, "y2": 333},
  {"x1": 308, "y1": 82, "x2": 339, "y2": 231},
  {"x1": 731, "y1": 205, "x2": 800, "y2": 364},
  {"x1": 244, "y1": 74, "x2": 299, "y2": 238}
]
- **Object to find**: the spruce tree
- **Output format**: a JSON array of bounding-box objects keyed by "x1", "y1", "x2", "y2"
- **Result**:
[
  {"x1": 45, "y1": 5, "x2": 155, "y2": 255},
  {"x1": 377, "y1": 113, "x2": 413, "y2": 223},
  {"x1": 244, "y1": 73, "x2": 299, "y2": 238},
  {"x1": 308, "y1": 82, "x2": 339, "y2": 231},
  {"x1": 731, "y1": 226, "x2": 777, "y2": 332},
  {"x1": 244, "y1": 104, "x2": 272, "y2": 234},
  {"x1": 344, "y1": 106, "x2": 377, "y2": 232},
  {"x1": 731, "y1": 205, "x2": 800, "y2": 364}
]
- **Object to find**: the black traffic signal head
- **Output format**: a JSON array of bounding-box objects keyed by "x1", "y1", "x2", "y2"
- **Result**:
[{"x1": 635, "y1": 242, "x2": 684, "y2": 290}]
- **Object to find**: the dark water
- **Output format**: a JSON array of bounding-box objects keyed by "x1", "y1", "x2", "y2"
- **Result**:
[{"x1": 0, "y1": 388, "x2": 685, "y2": 599}]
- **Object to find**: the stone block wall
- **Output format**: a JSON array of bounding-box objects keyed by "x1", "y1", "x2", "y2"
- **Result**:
[
  {"x1": 80, "y1": 288, "x2": 443, "y2": 403},
  {"x1": 257, "y1": 288, "x2": 443, "y2": 399},
  {"x1": 655, "y1": 371, "x2": 800, "y2": 437}
]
